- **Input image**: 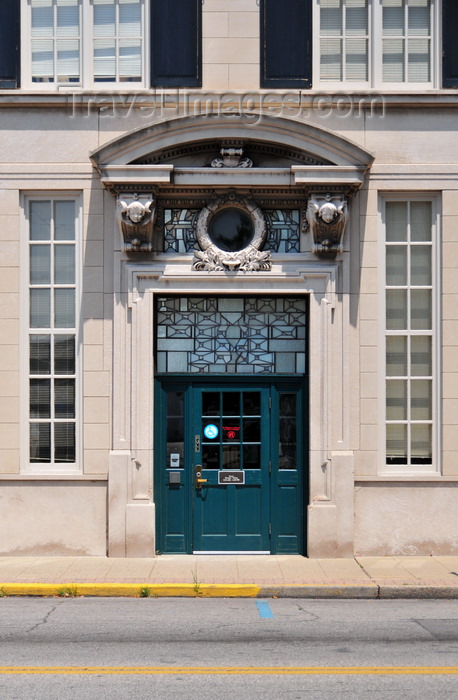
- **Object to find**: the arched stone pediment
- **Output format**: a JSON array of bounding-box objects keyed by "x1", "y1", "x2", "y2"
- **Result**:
[
  {"x1": 131, "y1": 140, "x2": 332, "y2": 168},
  {"x1": 90, "y1": 114, "x2": 373, "y2": 192}
]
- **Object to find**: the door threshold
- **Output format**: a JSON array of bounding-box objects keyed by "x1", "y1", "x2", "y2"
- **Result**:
[{"x1": 193, "y1": 551, "x2": 271, "y2": 555}]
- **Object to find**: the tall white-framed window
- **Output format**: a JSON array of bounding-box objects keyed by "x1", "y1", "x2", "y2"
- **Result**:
[
  {"x1": 22, "y1": 195, "x2": 82, "y2": 474},
  {"x1": 316, "y1": 0, "x2": 439, "y2": 89},
  {"x1": 381, "y1": 196, "x2": 440, "y2": 474},
  {"x1": 23, "y1": 0, "x2": 146, "y2": 88}
]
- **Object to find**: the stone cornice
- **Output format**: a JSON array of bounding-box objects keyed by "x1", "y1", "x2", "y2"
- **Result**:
[
  {"x1": 1, "y1": 90, "x2": 458, "y2": 110},
  {"x1": 98, "y1": 164, "x2": 366, "y2": 193}
]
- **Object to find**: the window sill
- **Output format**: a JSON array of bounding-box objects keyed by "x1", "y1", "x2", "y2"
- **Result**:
[
  {"x1": 355, "y1": 475, "x2": 456, "y2": 482},
  {"x1": 0, "y1": 474, "x2": 107, "y2": 481}
]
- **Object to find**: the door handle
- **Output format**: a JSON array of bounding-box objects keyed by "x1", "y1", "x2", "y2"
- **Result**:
[{"x1": 195, "y1": 465, "x2": 207, "y2": 489}]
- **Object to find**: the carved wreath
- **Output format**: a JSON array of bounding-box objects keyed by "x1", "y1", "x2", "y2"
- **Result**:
[{"x1": 193, "y1": 195, "x2": 271, "y2": 272}]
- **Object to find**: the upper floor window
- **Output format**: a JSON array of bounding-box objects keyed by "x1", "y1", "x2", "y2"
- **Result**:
[
  {"x1": 261, "y1": 0, "x2": 452, "y2": 90},
  {"x1": 13, "y1": 0, "x2": 202, "y2": 89},
  {"x1": 27, "y1": 0, "x2": 144, "y2": 86},
  {"x1": 320, "y1": 0, "x2": 369, "y2": 82},
  {"x1": 317, "y1": 0, "x2": 435, "y2": 88}
]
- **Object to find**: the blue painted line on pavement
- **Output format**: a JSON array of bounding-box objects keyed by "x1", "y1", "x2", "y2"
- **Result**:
[{"x1": 256, "y1": 601, "x2": 274, "y2": 619}]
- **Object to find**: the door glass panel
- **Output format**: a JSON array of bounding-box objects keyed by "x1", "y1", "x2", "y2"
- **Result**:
[
  {"x1": 243, "y1": 444, "x2": 260, "y2": 469},
  {"x1": 166, "y1": 391, "x2": 184, "y2": 468},
  {"x1": 243, "y1": 392, "x2": 261, "y2": 415},
  {"x1": 202, "y1": 392, "x2": 219, "y2": 416},
  {"x1": 279, "y1": 393, "x2": 297, "y2": 469},
  {"x1": 202, "y1": 444, "x2": 219, "y2": 469},
  {"x1": 222, "y1": 445, "x2": 240, "y2": 468},
  {"x1": 243, "y1": 417, "x2": 261, "y2": 442},
  {"x1": 222, "y1": 420, "x2": 240, "y2": 442},
  {"x1": 223, "y1": 392, "x2": 239, "y2": 416}
]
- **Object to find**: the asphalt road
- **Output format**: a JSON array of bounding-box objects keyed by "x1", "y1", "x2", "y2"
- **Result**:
[{"x1": 0, "y1": 598, "x2": 457, "y2": 699}]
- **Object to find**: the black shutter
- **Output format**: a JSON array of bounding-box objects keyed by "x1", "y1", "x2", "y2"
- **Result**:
[
  {"x1": 0, "y1": 0, "x2": 20, "y2": 88},
  {"x1": 261, "y1": 0, "x2": 312, "y2": 89},
  {"x1": 443, "y1": 0, "x2": 458, "y2": 88},
  {"x1": 151, "y1": 0, "x2": 201, "y2": 87}
]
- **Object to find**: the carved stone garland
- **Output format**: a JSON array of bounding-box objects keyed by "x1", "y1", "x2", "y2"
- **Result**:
[
  {"x1": 193, "y1": 194, "x2": 271, "y2": 272},
  {"x1": 306, "y1": 194, "x2": 348, "y2": 257},
  {"x1": 116, "y1": 193, "x2": 156, "y2": 252}
]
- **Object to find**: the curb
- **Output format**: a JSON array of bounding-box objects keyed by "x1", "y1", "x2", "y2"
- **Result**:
[
  {"x1": 259, "y1": 585, "x2": 378, "y2": 599},
  {"x1": 1, "y1": 582, "x2": 457, "y2": 599},
  {"x1": 0, "y1": 582, "x2": 377, "y2": 598},
  {"x1": 378, "y1": 586, "x2": 458, "y2": 599}
]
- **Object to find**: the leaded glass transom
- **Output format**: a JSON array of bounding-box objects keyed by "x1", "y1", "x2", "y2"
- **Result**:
[
  {"x1": 264, "y1": 210, "x2": 300, "y2": 253},
  {"x1": 164, "y1": 209, "x2": 199, "y2": 252},
  {"x1": 163, "y1": 209, "x2": 300, "y2": 254},
  {"x1": 156, "y1": 297, "x2": 307, "y2": 375}
]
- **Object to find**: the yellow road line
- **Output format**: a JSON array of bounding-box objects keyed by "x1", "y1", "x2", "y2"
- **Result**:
[{"x1": 0, "y1": 666, "x2": 457, "y2": 675}]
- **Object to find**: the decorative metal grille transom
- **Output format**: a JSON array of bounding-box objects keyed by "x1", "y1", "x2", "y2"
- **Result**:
[
  {"x1": 163, "y1": 209, "x2": 300, "y2": 254},
  {"x1": 156, "y1": 297, "x2": 307, "y2": 374}
]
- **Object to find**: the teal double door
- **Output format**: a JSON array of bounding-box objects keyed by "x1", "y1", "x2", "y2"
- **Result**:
[{"x1": 155, "y1": 377, "x2": 306, "y2": 554}]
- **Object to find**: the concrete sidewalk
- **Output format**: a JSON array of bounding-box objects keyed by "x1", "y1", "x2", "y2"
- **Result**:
[{"x1": 0, "y1": 555, "x2": 458, "y2": 598}]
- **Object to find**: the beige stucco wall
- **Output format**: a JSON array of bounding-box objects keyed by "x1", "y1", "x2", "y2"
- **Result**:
[
  {"x1": 0, "y1": 482, "x2": 107, "y2": 555},
  {"x1": 354, "y1": 483, "x2": 458, "y2": 555}
]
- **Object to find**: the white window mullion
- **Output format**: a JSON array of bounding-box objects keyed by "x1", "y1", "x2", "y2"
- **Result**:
[
  {"x1": 342, "y1": 1, "x2": 347, "y2": 81},
  {"x1": 404, "y1": 2, "x2": 408, "y2": 83},
  {"x1": 406, "y1": 202, "x2": 412, "y2": 466}
]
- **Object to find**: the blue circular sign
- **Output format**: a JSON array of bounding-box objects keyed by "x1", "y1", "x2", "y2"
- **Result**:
[{"x1": 204, "y1": 424, "x2": 219, "y2": 439}]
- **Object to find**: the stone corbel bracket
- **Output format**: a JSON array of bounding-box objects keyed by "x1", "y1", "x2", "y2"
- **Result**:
[
  {"x1": 117, "y1": 193, "x2": 156, "y2": 252},
  {"x1": 306, "y1": 194, "x2": 348, "y2": 258}
]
